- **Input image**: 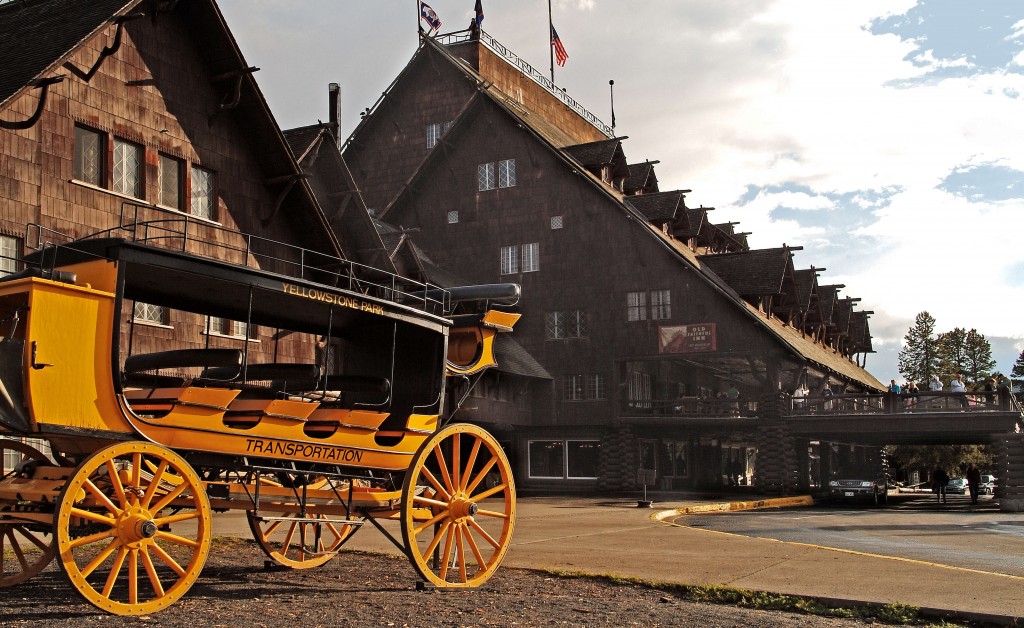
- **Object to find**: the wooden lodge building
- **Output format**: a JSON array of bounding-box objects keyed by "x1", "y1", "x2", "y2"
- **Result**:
[
  {"x1": 333, "y1": 28, "x2": 885, "y2": 492},
  {"x1": 0, "y1": 0, "x2": 361, "y2": 368}
]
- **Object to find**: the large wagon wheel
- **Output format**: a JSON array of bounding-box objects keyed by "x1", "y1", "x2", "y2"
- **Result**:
[
  {"x1": 400, "y1": 423, "x2": 515, "y2": 588},
  {"x1": 54, "y1": 442, "x2": 212, "y2": 616},
  {"x1": 247, "y1": 510, "x2": 358, "y2": 569},
  {"x1": 1, "y1": 439, "x2": 56, "y2": 587}
]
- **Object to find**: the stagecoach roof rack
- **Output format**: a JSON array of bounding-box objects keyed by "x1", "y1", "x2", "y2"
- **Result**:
[{"x1": 22, "y1": 202, "x2": 467, "y2": 315}]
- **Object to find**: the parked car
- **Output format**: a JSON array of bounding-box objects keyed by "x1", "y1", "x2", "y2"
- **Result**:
[
  {"x1": 979, "y1": 474, "x2": 997, "y2": 495},
  {"x1": 828, "y1": 464, "x2": 889, "y2": 505},
  {"x1": 946, "y1": 478, "x2": 968, "y2": 494}
]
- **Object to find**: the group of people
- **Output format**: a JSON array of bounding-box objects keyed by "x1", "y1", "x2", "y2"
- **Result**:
[
  {"x1": 931, "y1": 465, "x2": 986, "y2": 505},
  {"x1": 888, "y1": 374, "x2": 1012, "y2": 410}
]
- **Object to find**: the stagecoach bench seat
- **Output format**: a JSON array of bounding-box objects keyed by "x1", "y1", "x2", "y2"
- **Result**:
[{"x1": 124, "y1": 349, "x2": 244, "y2": 375}]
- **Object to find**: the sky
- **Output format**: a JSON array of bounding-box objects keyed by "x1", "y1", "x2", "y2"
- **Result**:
[{"x1": 218, "y1": 0, "x2": 1024, "y2": 385}]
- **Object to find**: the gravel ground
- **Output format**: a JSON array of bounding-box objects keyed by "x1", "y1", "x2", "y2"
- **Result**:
[{"x1": 0, "y1": 537, "x2": 892, "y2": 627}]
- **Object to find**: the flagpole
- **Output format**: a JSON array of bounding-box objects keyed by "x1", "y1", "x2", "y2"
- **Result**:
[
  {"x1": 548, "y1": 0, "x2": 554, "y2": 84},
  {"x1": 609, "y1": 79, "x2": 616, "y2": 129},
  {"x1": 416, "y1": 0, "x2": 422, "y2": 36}
]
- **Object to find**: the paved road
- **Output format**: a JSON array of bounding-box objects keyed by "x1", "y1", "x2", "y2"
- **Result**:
[{"x1": 677, "y1": 493, "x2": 1024, "y2": 578}]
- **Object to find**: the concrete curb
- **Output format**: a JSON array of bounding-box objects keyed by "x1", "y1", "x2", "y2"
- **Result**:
[{"x1": 652, "y1": 495, "x2": 814, "y2": 522}]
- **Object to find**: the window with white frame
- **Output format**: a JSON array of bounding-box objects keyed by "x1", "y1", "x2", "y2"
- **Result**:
[
  {"x1": 564, "y1": 373, "x2": 606, "y2": 401},
  {"x1": 477, "y1": 162, "x2": 495, "y2": 191},
  {"x1": 500, "y1": 245, "x2": 518, "y2": 275},
  {"x1": 447, "y1": 210, "x2": 459, "y2": 224},
  {"x1": 498, "y1": 159, "x2": 516, "y2": 188},
  {"x1": 113, "y1": 138, "x2": 143, "y2": 198},
  {"x1": 158, "y1": 154, "x2": 182, "y2": 209},
  {"x1": 651, "y1": 289, "x2": 671, "y2": 320},
  {"x1": 521, "y1": 242, "x2": 539, "y2": 272},
  {"x1": 205, "y1": 316, "x2": 255, "y2": 340},
  {"x1": 133, "y1": 302, "x2": 168, "y2": 326},
  {"x1": 500, "y1": 243, "x2": 539, "y2": 275},
  {"x1": 73, "y1": 125, "x2": 104, "y2": 186},
  {"x1": 190, "y1": 165, "x2": 215, "y2": 220},
  {"x1": 426, "y1": 122, "x2": 442, "y2": 149},
  {"x1": 527, "y1": 440, "x2": 600, "y2": 479},
  {"x1": 626, "y1": 291, "x2": 647, "y2": 321},
  {"x1": 546, "y1": 309, "x2": 587, "y2": 340},
  {"x1": 0, "y1": 235, "x2": 20, "y2": 276}
]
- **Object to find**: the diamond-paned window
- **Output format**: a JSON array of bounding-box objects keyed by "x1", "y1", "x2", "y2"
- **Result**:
[
  {"x1": 73, "y1": 125, "x2": 104, "y2": 186},
  {"x1": 550, "y1": 215, "x2": 563, "y2": 229},
  {"x1": 477, "y1": 162, "x2": 495, "y2": 191},
  {"x1": 158, "y1": 154, "x2": 181, "y2": 209},
  {"x1": 498, "y1": 159, "x2": 516, "y2": 188},
  {"x1": 133, "y1": 302, "x2": 168, "y2": 325},
  {"x1": 113, "y1": 138, "x2": 142, "y2": 198},
  {"x1": 191, "y1": 165, "x2": 215, "y2": 220},
  {"x1": 447, "y1": 210, "x2": 459, "y2": 224}
]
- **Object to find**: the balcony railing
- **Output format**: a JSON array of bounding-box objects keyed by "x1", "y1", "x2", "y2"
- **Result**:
[
  {"x1": 790, "y1": 390, "x2": 1018, "y2": 416},
  {"x1": 621, "y1": 397, "x2": 758, "y2": 418},
  {"x1": 435, "y1": 29, "x2": 615, "y2": 138}
]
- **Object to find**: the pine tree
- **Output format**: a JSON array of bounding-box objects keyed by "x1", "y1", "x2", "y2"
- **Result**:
[
  {"x1": 962, "y1": 329, "x2": 996, "y2": 386},
  {"x1": 897, "y1": 312, "x2": 940, "y2": 385},
  {"x1": 938, "y1": 327, "x2": 968, "y2": 383},
  {"x1": 1012, "y1": 349, "x2": 1024, "y2": 390}
]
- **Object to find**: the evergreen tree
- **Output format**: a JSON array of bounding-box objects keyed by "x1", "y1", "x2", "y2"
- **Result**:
[
  {"x1": 962, "y1": 329, "x2": 996, "y2": 386},
  {"x1": 898, "y1": 312, "x2": 940, "y2": 385},
  {"x1": 1012, "y1": 349, "x2": 1024, "y2": 395},
  {"x1": 937, "y1": 327, "x2": 968, "y2": 383}
]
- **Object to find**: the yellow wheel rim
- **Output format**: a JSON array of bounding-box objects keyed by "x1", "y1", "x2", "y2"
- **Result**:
[
  {"x1": 1, "y1": 439, "x2": 56, "y2": 588},
  {"x1": 400, "y1": 423, "x2": 515, "y2": 588},
  {"x1": 54, "y1": 442, "x2": 211, "y2": 616},
  {"x1": 247, "y1": 510, "x2": 357, "y2": 569}
]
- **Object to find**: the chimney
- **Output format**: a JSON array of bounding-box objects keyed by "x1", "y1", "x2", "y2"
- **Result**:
[{"x1": 328, "y1": 82, "x2": 341, "y2": 147}]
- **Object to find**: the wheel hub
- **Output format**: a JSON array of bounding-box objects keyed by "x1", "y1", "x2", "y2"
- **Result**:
[
  {"x1": 116, "y1": 506, "x2": 157, "y2": 547},
  {"x1": 449, "y1": 496, "x2": 479, "y2": 521}
]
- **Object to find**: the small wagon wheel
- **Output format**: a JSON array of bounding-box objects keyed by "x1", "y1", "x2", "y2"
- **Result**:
[
  {"x1": 246, "y1": 510, "x2": 358, "y2": 569},
  {"x1": 1, "y1": 439, "x2": 56, "y2": 587},
  {"x1": 400, "y1": 423, "x2": 515, "y2": 588},
  {"x1": 54, "y1": 442, "x2": 212, "y2": 616}
]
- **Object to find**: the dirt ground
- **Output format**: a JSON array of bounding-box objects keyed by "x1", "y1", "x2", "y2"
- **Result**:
[{"x1": 0, "y1": 537, "x2": 893, "y2": 627}]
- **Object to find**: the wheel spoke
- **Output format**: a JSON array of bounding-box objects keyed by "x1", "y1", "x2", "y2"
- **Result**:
[
  {"x1": 81, "y1": 538, "x2": 121, "y2": 578},
  {"x1": 83, "y1": 478, "x2": 122, "y2": 516},
  {"x1": 147, "y1": 540, "x2": 187, "y2": 577},
  {"x1": 475, "y1": 507, "x2": 510, "y2": 519},
  {"x1": 438, "y1": 523, "x2": 456, "y2": 580},
  {"x1": 69, "y1": 528, "x2": 116, "y2": 550},
  {"x1": 70, "y1": 506, "x2": 116, "y2": 527},
  {"x1": 128, "y1": 549, "x2": 139, "y2": 605},
  {"x1": 460, "y1": 437, "x2": 483, "y2": 493},
  {"x1": 432, "y1": 445, "x2": 455, "y2": 496},
  {"x1": 455, "y1": 525, "x2": 467, "y2": 582},
  {"x1": 467, "y1": 517, "x2": 500, "y2": 550},
  {"x1": 419, "y1": 467, "x2": 451, "y2": 502},
  {"x1": 149, "y1": 480, "x2": 190, "y2": 513},
  {"x1": 414, "y1": 509, "x2": 451, "y2": 536},
  {"x1": 131, "y1": 453, "x2": 142, "y2": 500},
  {"x1": 451, "y1": 433, "x2": 461, "y2": 496},
  {"x1": 464, "y1": 455, "x2": 498, "y2": 496},
  {"x1": 105, "y1": 460, "x2": 129, "y2": 509},
  {"x1": 101, "y1": 545, "x2": 129, "y2": 597},
  {"x1": 422, "y1": 519, "x2": 452, "y2": 558},
  {"x1": 153, "y1": 511, "x2": 199, "y2": 526},
  {"x1": 9, "y1": 533, "x2": 29, "y2": 571},
  {"x1": 464, "y1": 523, "x2": 488, "y2": 565},
  {"x1": 153, "y1": 530, "x2": 202, "y2": 549},
  {"x1": 140, "y1": 547, "x2": 165, "y2": 598},
  {"x1": 412, "y1": 494, "x2": 450, "y2": 509},
  {"x1": 140, "y1": 459, "x2": 169, "y2": 510},
  {"x1": 469, "y1": 482, "x2": 508, "y2": 503},
  {"x1": 13, "y1": 525, "x2": 51, "y2": 552}
]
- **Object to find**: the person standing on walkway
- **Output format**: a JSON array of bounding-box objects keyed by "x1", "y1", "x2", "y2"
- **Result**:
[
  {"x1": 966, "y1": 465, "x2": 982, "y2": 505},
  {"x1": 950, "y1": 374, "x2": 968, "y2": 409},
  {"x1": 929, "y1": 375, "x2": 943, "y2": 391},
  {"x1": 904, "y1": 380, "x2": 919, "y2": 409},
  {"x1": 932, "y1": 467, "x2": 949, "y2": 504}
]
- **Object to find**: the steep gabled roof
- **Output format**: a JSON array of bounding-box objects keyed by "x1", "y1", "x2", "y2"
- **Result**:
[
  {"x1": 626, "y1": 190, "x2": 687, "y2": 227},
  {"x1": 562, "y1": 137, "x2": 630, "y2": 181},
  {"x1": 848, "y1": 310, "x2": 874, "y2": 354},
  {"x1": 818, "y1": 284, "x2": 844, "y2": 324},
  {"x1": 793, "y1": 268, "x2": 819, "y2": 314},
  {"x1": 283, "y1": 123, "x2": 327, "y2": 162},
  {"x1": 358, "y1": 35, "x2": 882, "y2": 390},
  {"x1": 699, "y1": 247, "x2": 798, "y2": 297},
  {"x1": 0, "y1": 0, "x2": 134, "y2": 107},
  {"x1": 624, "y1": 161, "x2": 659, "y2": 194}
]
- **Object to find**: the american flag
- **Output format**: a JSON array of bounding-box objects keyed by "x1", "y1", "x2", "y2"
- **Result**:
[
  {"x1": 419, "y1": 1, "x2": 442, "y2": 31},
  {"x1": 551, "y1": 24, "x2": 568, "y2": 67}
]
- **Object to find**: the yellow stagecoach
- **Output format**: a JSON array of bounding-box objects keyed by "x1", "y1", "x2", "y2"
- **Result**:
[{"x1": 0, "y1": 215, "x2": 519, "y2": 615}]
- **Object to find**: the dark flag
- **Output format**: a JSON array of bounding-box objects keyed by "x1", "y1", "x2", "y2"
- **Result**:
[
  {"x1": 475, "y1": 0, "x2": 484, "y2": 26},
  {"x1": 419, "y1": 1, "x2": 442, "y2": 31},
  {"x1": 551, "y1": 24, "x2": 568, "y2": 67}
]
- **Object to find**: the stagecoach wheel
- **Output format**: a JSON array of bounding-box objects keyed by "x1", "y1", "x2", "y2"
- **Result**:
[
  {"x1": 246, "y1": 510, "x2": 358, "y2": 569},
  {"x1": 400, "y1": 423, "x2": 515, "y2": 588},
  {"x1": 0, "y1": 439, "x2": 56, "y2": 587},
  {"x1": 54, "y1": 442, "x2": 211, "y2": 616}
]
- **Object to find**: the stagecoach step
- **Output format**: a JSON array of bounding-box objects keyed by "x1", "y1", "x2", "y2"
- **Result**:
[{"x1": 251, "y1": 515, "x2": 365, "y2": 526}]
